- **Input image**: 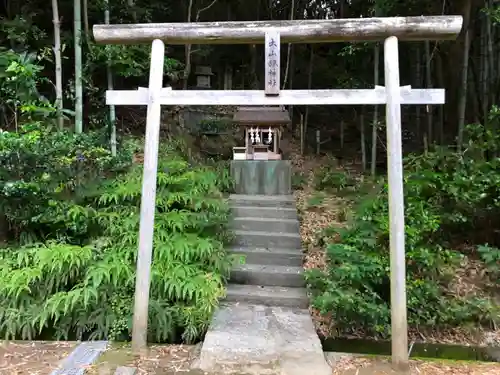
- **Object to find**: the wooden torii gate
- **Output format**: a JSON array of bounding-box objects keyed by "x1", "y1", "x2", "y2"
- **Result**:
[{"x1": 93, "y1": 16, "x2": 463, "y2": 368}]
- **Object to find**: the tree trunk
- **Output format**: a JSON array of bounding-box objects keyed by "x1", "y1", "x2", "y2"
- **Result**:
[
  {"x1": 486, "y1": 0, "x2": 494, "y2": 109},
  {"x1": 74, "y1": 0, "x2": 83, "y2": 133},
  {"x1": 360, "y1": 108, "x2": 366, "y2": 171},
  {"x1": 105, "y1": 0, "x2": 116, "y2": 156},
  {"x1": 370, "y1": 43, "x2": 380, "y2": 177},
  {"x1": 182, "y1": 0, "x2": 219, "y2": 90},
  {"x1": 288, "y1": 45, "x2": 295, "y2": 130},
  {"x1": 435, "y1": 52, "x2": 445, "y2": 143},
  {"x1": 457, "y1": 28, "x2": 471, "y2": 151},
  {"x1": 128, "y1": 0, "x2": 136, "y2": 21},
  {"x1": 51, "y1": 0, "x2": 64, "y2": 129},
  {"x1": 442, "y1": 0, "x2": 474, "y2": 141},
  {"x1": 415, "y1": 44, "x2": 421, "y2": 144},
  {"x1": 481, "y1": 14, "x2": 488, "y2": 122},
  {"x1": 304, "y1": 46, "x2": 314, "y2": 148},
  {"x1": 249, "y1": 44, "x2": 259, "y2": 89},
  {"x1": 425, "y1": 40, "x2": 433, "y2": 145},
  {"x1": 282, "y1": 0, "x2": 295, "y2": 90},
  {"x1": 183, "y1": 0, "x2": 194, "y2": 90},
  {"x1": 82, "y1": 0, "x2": 89, "y2": 37}
]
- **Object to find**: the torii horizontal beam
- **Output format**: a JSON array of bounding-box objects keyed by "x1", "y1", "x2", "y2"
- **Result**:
[
  {"x1": 93, "y1": 16, "x2": 463, "y2": 45},
  {"x1": 106, "y1": 87, "x2": 445, "y2": 106}
]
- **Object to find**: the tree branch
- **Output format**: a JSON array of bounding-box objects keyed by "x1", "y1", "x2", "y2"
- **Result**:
[{"x1": 196, "y1": 0, "x2": 218, "y2": 22}]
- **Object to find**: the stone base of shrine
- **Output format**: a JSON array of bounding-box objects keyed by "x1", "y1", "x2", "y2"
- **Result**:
[{"x1": 230, "y1": 160, "x2": 291, "y2": 195}]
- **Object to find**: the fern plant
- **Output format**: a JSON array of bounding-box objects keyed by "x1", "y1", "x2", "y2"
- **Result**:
[{"x1": 0, "y1": 150, "x2": 232, "y2": 343}]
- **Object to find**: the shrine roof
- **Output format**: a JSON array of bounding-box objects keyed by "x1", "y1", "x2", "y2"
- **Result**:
[{"x1": 233, "y1": 106, "x2": 291, "y2": 125}]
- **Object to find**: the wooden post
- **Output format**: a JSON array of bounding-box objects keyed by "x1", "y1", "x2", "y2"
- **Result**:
[
  {"x1": 265, "y1": 31, "x2": 280, "y2": 96},
  {"x1": 384, "y1": 36, "x2": 408, "y2": 369},
  {"x1": 131, "y1": 39, "x2": 165, "y2": 353},
  {"x1": 316, "y1": 129, "x2": 320, "y2": 154}
]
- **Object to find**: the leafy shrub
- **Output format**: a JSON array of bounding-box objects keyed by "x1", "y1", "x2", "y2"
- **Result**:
[
  {"x1": 478, "y1": 244, "x2": 500, "y2": 279},
  {"x1": 314, "y1": 168, "x2": 356, "y2": 192},
  {"x1": 307, "y1": 123, "x2": 500, "y2": 337},
  {"x1": 0, "y1": 123, "x2": 133, "y2": 243},
  {"x1": 198, "y1": 118, "x2": 234, "y2": 134},
  {"x1": 204, "y1": 159, "x2": 234, "y2": 194},
  {"x1": 292, "y1": 171, "x2": 307, "y2": 190},
  {"x1": 0, "y1": 147, "x2": 232, "y2": 343},
  {"x1": 0, "y1": 38, "x2": 230, "y2": 343},
  {"x1": 0, "y1": 48, "x2": 64, "y2": 126}
]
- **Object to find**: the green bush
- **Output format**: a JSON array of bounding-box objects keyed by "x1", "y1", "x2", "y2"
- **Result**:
[
  {"x1": 292, "y1": 171, "x2": 307, "y2": 190},
  {"x1": 0, "y1": 123, "x2": 133, "y2": 243},
  {"x1": 0, "y1": 146, "x2": 232, "y2": 342},
  {"x1": 307, "y1": 123, "x2": 500, "y2": 337},
  {"x1": 0, "y1": 45, "x2": 232, "y2": 343},
  {"x1": 478, "y1": 244, "x2": 500, "y2": 280},
  {"x1": 313, "y1": 168, "x2": 356, "y2": 192}
]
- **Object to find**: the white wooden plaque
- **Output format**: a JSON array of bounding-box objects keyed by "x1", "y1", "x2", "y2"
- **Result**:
[{"x1": 265, "y1": 31, "x2": 280, "y2": 96}]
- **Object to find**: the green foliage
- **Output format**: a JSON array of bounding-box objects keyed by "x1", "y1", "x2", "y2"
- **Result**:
[
  {"x1": 198, "y1": 118, "x2": 234, "y2": 134},
  {"x1": 292, "y1": 171, "x2": 307, "y2": 190},
  {"x1": 307, "y1": 123, "x2": 500, "y2": 337},
  {"x1": 0, "y1": 48, "x2": 230, "y2": 342},
  {"x1": 0, "y1": 48, "x2": 62, "y2": 125},
  {"x1": 0, "y1": 14, "x2": 48, "y2": 49},
  {"x1": 314, "y1": 168, "x2": 356, "y2": 192},
  {"x1": 307, "y1": 193, "x2": 325, "y2": 208},
  {"x1": 87, "y1": 43, "x2": 183, "y2": 79},
  {"x1": 0, "y1": 123, "x2": 133, "y2": 243},
  {"x1": 478, "y1": 244, "x2": 500, "y2": 279},
  {"x1": 0, "y1": 145, "x2": 232, "y2": 343},
  {"x1": 205, "y1": 159, "x2": 234, "y2": 194}
]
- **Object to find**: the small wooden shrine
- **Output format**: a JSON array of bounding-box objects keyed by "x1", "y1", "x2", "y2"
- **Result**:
[{"x1": 232, "y1": 106, "x2": 290, "y2": 160}]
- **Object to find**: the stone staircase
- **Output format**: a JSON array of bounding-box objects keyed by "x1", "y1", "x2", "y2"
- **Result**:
[
  {"x1": 226, "y1": 194, "x2": 308, "y2": 309},
  {"x1": 195, "y1": 194, "x2": 331, "y2": 375}
]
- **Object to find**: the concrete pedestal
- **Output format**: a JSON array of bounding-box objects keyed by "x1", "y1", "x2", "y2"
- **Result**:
[{"x1": 230, "y1": 160, "x2": 292, "y2": 195}]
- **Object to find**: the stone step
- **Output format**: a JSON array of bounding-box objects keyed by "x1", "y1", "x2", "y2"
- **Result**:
[
  {"x1": 231, "y1": 264, "x2": 304, "y2": 287},
  {"x1": 231, "y1": 217, "x2": 300, "y2": 233},
  {"x1": 233, "y1": 230, "x2": 302, "y2": 248},
  {"x1": 225, "y1": 284, "x2": 309, "y2": 309},
  {"x1": 195, "y1": 304, "x2": 331, "y2": 375},
  {"x1": 229, "y1": 194, "x2": 296, "y2": 208},
  {"x1": 229, "y1": 246, "x2": 303, "y2": 267},
  {"x1": 231, "y1": 205, "x2": 297, "y2": 220}
]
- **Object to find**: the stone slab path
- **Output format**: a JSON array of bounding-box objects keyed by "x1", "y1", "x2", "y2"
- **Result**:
[
  {"x1": 194, "y1": 303, "x2": 331, "y2": 375},
  {"x1": 50, "y1": 341, "x2": 108, "y2": 375},
  {"x1": 194, "y1": 194, "x2": 330, "y2": 375}
]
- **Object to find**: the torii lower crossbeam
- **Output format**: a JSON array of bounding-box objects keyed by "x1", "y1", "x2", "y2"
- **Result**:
[{"x1": 106, "y1": 87, "x2": 444, "y2": 106}]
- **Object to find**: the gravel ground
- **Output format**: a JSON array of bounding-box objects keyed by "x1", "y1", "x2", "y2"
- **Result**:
[
  {"x1": 328, "y1": 354, "x2": 500, "y2": 375},
  {"x1": 0, "y1": 341, "x2": 76, "y2": 375},
  {"x1": 1, "y1": 342, "x2": 500, "y2": 374}
]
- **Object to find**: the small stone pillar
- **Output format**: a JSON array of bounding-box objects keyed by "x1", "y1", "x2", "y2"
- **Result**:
[{"x1": 195, "y1": 65, "x2": 214, "y2": 89}]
